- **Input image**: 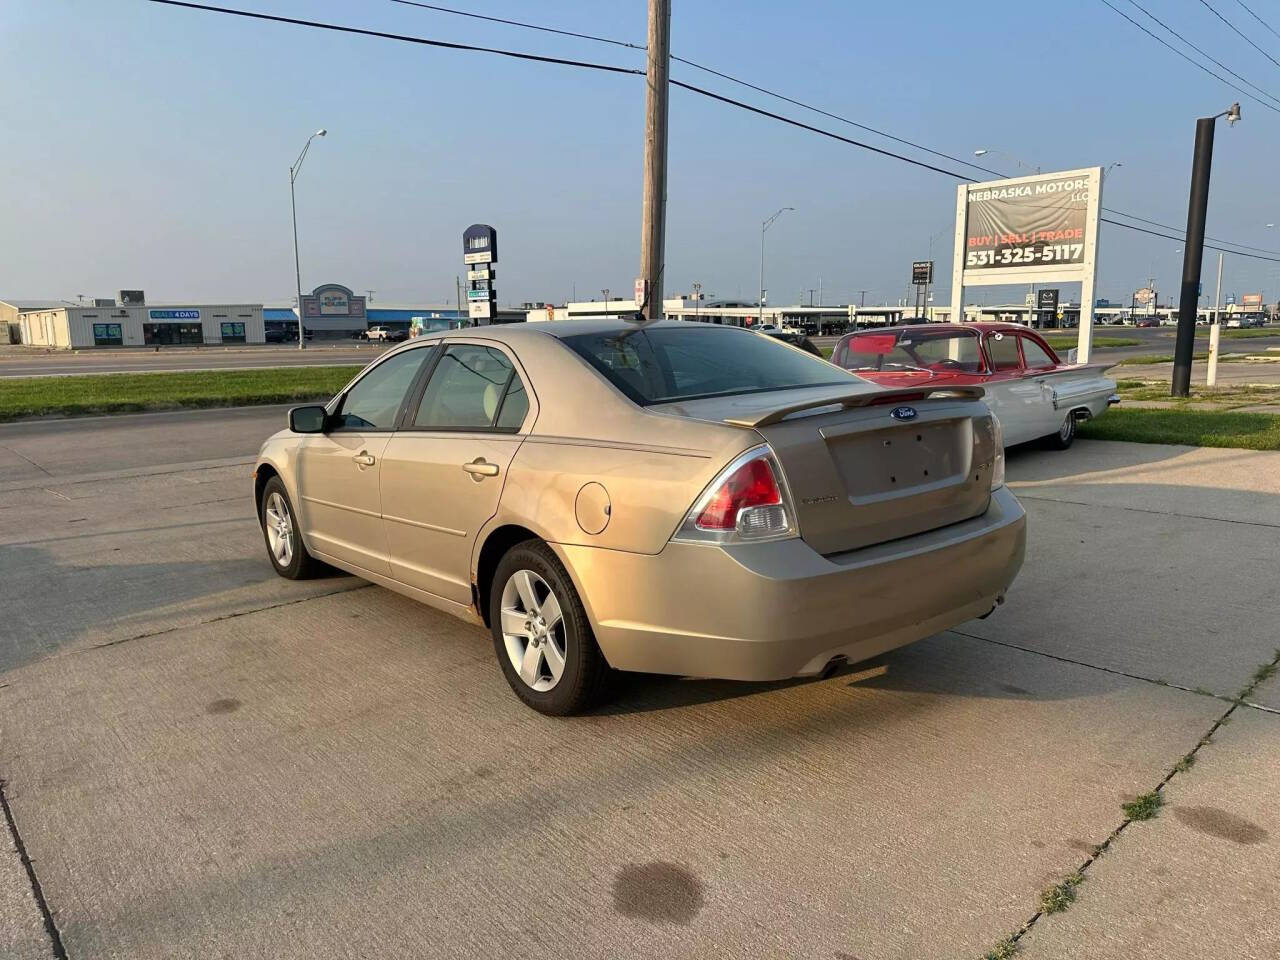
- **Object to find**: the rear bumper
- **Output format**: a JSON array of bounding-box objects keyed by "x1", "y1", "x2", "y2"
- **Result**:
[{"x1": 554, "y1": 485, "x2": 1026, "y2": 681}]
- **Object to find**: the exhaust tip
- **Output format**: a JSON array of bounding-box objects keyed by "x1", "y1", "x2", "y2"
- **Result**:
[
  {"x1": 819, "y1": 656, "x2": 849, "y2": 679},
  {"x1": 977, "y1": 594, "x2": 1006, "y2": 620}
]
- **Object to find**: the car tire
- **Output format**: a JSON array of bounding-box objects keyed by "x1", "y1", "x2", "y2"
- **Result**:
[
  {"x1": 1048, "y1": 412, "x2": 1077, "y2": 450},
  {"x1": 490, "y1": 540, "x2": 612, "y2": 715},
  {"x1": 259, "y1": 476, "x2": 322, "y2": 579}
]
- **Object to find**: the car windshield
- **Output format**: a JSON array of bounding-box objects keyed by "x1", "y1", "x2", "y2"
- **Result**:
[
  {"x1": 835, "y1": 328, "x2": 984, "y2": 374},
  {"x1": 561, "y1": 325, "x2": 853, "y2": 405}
]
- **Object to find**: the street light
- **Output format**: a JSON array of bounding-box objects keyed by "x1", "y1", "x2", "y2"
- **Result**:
[
  {"x1": 973, "y1": 148, "x2": 1040, "y2": 174},
  {"x1": 759, "y1": 206, "x2": 794, "y2": 328},
  {"x1": 601, "y1": 288, "x2": 610, "y2": 317},
  {"x1": 1172, "y1": 103, "x2": 1239, "y2": 397},
  {"x1": 692, "y1": 281, "x2": 702, "y2": 322},
  {"x1": 289, "y1": 128, "x2": 326, "y2": 350}
]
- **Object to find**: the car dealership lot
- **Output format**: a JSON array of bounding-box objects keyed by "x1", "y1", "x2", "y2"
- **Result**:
[{"x1": 1, "y1": 410, "x2": 1278, "y2": 959}]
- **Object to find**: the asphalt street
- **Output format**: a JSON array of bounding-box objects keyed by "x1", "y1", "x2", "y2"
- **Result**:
[
  {"x1": 1, "y1": 409, "x2": 1278, "y2": 959},
  {"x1": 0, "y1": 343, "x2": 391, "y2": 378},
  {"x1": 3, "y1": 325, "x2": 1278, "y2": 377}
]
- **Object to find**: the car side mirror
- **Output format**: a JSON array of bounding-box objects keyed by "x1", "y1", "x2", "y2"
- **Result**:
[{"x1": 289, "y1": 404, "x2": 328, "y2": 434}]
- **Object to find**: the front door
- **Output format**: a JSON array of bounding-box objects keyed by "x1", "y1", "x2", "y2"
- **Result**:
[
  {"x1": 380, "y1": 343, "x2": 534, "y2": 604},
  {"x1": 295, "y1": 346, "x2": 432, "y2": 575},
  {"x1": 981, "y1": 331, "x2": 1041, "y2": 445}
]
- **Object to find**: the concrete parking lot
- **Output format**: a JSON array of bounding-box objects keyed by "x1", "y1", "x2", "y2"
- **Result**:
[{"x1": 1, "y1": 410, "x2": 1277, "y2": 959}]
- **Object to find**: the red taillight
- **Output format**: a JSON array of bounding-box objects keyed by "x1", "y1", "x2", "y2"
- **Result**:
[{"x1": 695, "y1": 457, "x2": 782, "y2": 530}]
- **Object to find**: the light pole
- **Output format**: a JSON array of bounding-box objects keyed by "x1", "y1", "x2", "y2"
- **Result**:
[
  {"x1": 289, "y1": 128, "x2": 326, "y2": 349},
  {"x1": 759, "y1": 207, "x2": 794, "y2": 328},
  {"x1": 1173, "y1": 102, "x2": 1240, "y2": 397},
  {"x1": 692, "y1": 281, "x2": 702, "y2": 322},
  {"x1": 973, "y1": 148, "x2": 1040, "y2": 174},
  {"x1": 601, "y1": 289, "x2": 610, "y2": 317}
]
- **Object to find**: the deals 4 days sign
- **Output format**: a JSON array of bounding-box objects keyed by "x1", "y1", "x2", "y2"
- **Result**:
[{"x1": 956, "y1": 168, "x2": 1101, "y2": 283}]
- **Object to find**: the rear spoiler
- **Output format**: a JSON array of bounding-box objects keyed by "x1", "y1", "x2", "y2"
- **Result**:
[{"x1": 724, "y1": 386, "x2": 985, "y2": 428}]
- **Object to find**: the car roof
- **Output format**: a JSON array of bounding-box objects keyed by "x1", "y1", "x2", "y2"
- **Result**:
[
  {"x1": 847, "y1": 322, "x2": 1035, "y2": 335},
  {"x1": 423, "y1": 318, "x2": 751, "y2": 343}
]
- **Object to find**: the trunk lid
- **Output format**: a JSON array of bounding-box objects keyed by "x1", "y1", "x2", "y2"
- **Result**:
[{"x1": 657, "y1": 384, "x2": 999, "y2": 555}]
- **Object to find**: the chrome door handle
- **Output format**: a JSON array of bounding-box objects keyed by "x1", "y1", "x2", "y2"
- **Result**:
[
  {"x1": 352, "y1": 452, "x2": 376, "y2": 466},
  {"x1": 462, "y1": 459, "x2": 500, "y2": 478}
]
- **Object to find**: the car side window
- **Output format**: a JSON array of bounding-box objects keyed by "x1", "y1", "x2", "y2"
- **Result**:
[
  {"x1": 412, "y1": 344, "x2": 529, "y2": 431},
  {"x1": 333, "y1": 348, "x2": 429, "y2": 430},
  {"x1": 987, "y1": 333, "x2": 1023, "y2": 371},
  {"x1": 1020, "y1": 336, "x2": 1057, "y2": 368}
]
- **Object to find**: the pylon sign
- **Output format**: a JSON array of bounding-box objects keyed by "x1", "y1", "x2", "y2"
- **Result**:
[{"x1": 463, "y1": 224, "x2": 498, "y2": 323}]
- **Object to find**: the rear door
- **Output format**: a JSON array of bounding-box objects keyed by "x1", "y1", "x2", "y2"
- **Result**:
[
  {"x1": 380, "y1": 342, "x2": 534, "y2": 604},
  {"x1": 295, "y1": 346, "x2": 432, "y2": 574}
]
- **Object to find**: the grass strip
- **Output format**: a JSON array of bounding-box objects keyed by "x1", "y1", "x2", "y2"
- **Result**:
[
  {"x1": 1079, "y1": 408, "x2": 1280, "y2": 450},
  {"x1": 0, "y1": 366, "x2": 361, "y2": 422}
]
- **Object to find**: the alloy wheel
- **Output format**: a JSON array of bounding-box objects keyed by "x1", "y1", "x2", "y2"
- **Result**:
[
  {"x1": 500, "y1": 569, "x2": 567, "y2": 692},
  {"x1": 264, "y1": 491, "x2": 294, "y2": 568}
]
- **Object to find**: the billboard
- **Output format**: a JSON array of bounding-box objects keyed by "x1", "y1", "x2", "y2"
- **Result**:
[
  {"x1": 912, "y1": 261, "x2": 933, "y2": 285},
  {"x1": 119, "y1": 289, "x2": 145, "y2": 305},
  {"x1": 949, "y1": 167, "x2": 1103, "y2": 361},
  {"x1": 1242, "y1": 293, "x2": 1263, "y2": 308},
  {"x1": 960, "y1": 171, "x2": 1096, "y2": 276}
]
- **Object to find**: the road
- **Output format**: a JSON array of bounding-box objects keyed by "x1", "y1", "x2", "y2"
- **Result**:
[
  {"x1": 4, "y1": 326, "x2": 1278, "y2": 378},
  {"x1": 1, "y1": 409, "x2": 1279, "y2": 959},
  {"x1": 0, "y1": 343, "x2": 390, "y2": 377}
]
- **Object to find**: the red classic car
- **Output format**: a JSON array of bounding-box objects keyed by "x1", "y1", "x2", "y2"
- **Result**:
[{"x1": 830, "y1": 323, "x2": 1118, "y2": 449}]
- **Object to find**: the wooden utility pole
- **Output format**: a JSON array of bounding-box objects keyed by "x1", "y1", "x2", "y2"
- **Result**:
[{"x1": 639, "y1": 0, "x2": 671, "y2": 319}]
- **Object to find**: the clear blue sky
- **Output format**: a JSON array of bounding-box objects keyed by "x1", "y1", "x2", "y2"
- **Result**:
[{"x1": 3, "y1": 0, "x2": 1280, "y2": 307}]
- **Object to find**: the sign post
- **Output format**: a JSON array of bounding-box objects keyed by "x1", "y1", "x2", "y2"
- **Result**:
[
  {"x1": 950, "y1": 167, "x2": 1102, "y2": 361},
  {"x1": 462, "y1": 224, "x2": 498, "y2": 324},
  {"x1": 911, "y1": 261, "x2": 933, "y2": 320}
]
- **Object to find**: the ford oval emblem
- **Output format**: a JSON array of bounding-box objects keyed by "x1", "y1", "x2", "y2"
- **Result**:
[{"x1": 890, "y1": 405, "x2": 918, "y2": 422}]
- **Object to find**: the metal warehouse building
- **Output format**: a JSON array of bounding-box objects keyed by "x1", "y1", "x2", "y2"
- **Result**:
[{"x1": 16, "y1": 301, "x2": 265, "y2": 348}]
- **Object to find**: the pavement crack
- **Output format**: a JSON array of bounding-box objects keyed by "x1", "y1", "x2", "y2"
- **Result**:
[
  {"x1": 0, "y1": 442, "x2": 54, "y2": 478},
  {"x1": 0, "y1": 778, "x2": 69, "y2": 960},
  {"x1": 83, "y1": 583, "x2": 374, "y2": 654},
  {"x1": 1011, "y1": 492, "x2": 1280, "y2": 530},
  {"x1": 978, "y1": 648, "x2": 1280, "y2": 958},
  {"x1": 951, "y1": 629, "x2": 1280, "y2": 714}
]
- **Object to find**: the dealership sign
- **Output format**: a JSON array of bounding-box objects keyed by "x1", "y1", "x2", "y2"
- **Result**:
[
  {"x1": 950, "y1": 167, "x2": 1103, "y2": 360},
  {"x1": 148, "y1": 309, "x2": 200, "y2": 320}
]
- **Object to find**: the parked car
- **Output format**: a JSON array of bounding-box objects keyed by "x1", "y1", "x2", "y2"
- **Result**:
[
  {"x1": 760, "y1": 327, "x2": 823, "y2": 356},
  {"x1": 1135, "y1": 317, "x2": 1160, "y2": 328},
  {"x1": 264, "y1": 328, "x2": 288, "y2": 343},
  {"x1": 254, "y1": 321, "x2": 1025, "y2": 714},
  {"x1": 830, "y1": 323, "x2": 1118, "y2": 449}
]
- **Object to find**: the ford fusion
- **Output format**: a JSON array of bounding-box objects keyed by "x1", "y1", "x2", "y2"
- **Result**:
[{"x1": 254, "y1": 321, "x2": 1026, "y2": 714}]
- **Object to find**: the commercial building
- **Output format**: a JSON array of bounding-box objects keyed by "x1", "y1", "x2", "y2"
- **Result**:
[{"x1": 13, "y1": 297, "x2": 265, "y2": 348}]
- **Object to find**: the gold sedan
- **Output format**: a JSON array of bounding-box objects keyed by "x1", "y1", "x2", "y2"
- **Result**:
[{"x1": 254, "y1": 320, "x2": 1025, "y2": 714}]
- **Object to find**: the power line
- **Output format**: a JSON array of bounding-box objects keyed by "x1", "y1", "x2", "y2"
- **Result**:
[
  {"x1": 389, "y1": 0, "x2": 641, "y2": 51},
  {"x1": 1124, "y1": 0, "x2": 1280, "y2": 109},
  {"x1": 1234, "y1": 0, "x2": 1280, "y2": 43},
  {"x1": 148, "y1": 0, "x2": 645, "y2": 75},
  {"x1": 1197, "y1": 0, "x2": 1280, "y2": 70},
  {"x1": 149, "y1": 0, "x2": 1280, "y2": 263},
  {"x1": 1095, "y1": 0, "x2": 1280, "y2": 113},
  {"x1": 389, "y1": 0, "x2": 1280, "y2": 251},
  {"x1": 1100, "y1": 209, "x2": 1280, "y2": 255},
  {"x1": 389, "y1": 0, "x2": 1007, "y2": 178}
]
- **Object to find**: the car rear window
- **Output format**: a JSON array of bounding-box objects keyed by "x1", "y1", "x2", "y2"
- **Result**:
[{"x1": 561, "y1": 325, "x2": 852, "y2": 405}]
